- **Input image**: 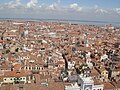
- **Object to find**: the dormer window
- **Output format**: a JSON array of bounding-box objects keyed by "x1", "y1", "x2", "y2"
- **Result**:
[
  {"x1": 16, "y1": 71, "x2": 20, "y2": 74},
  {"x1": 41, "y1": 48, "x2": 45, "y2": 50},
  {"x1": 55, "y1": 65, "x2": 58, "y2": 67}
]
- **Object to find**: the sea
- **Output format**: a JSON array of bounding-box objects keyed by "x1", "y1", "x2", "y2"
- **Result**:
[{"x1": 0, "y1": 18, "x2": 120, "y2": 27}]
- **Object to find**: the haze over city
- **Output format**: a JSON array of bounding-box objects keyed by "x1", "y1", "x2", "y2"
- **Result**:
[{"x1": 0, "y1": 0, "x2": 120, "y2": 22}]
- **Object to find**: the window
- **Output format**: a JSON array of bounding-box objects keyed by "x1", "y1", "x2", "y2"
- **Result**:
[
  {"x1": 37, "y1": 67, "x2": 39, "y2": 70},
  {"x1": 41, "y1": 48, "x2": 45, "y2": 50},
  {"x1": 55, "y1": 65, "x2": 58, "y2": 67},
  {"x1": 40, "y1": 82, "x2": 48, "y2": 87},
  {"x1": 16, "y1": 71, "x2": 20, "y2": 74}
]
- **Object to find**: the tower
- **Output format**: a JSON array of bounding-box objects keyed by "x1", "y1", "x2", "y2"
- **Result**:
[{"x1": 78, "y1": 75, "x2": 94, "y2": 90}]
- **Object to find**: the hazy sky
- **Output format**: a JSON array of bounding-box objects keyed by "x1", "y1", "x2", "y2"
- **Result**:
[{"x1": 0, "y1": 0, "x2": 120, "y2": 21}]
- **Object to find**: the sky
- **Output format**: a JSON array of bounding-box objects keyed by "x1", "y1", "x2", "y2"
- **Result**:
[{"x1": 0, "y1": 0, "x2": 120, "y2": 21}]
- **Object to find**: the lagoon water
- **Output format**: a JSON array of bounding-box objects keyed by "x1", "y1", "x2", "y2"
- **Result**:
[{"x1": 0, "y1": 18, "x2": 120, "y2": 27}]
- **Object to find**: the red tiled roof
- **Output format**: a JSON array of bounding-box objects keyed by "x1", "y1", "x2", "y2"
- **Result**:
[
  {"x1": 104, "y1": 82, "x2": 115, "y2": 90},
  {"x1": 4, "y1": 70, "x2": 27, "y2": 77}
]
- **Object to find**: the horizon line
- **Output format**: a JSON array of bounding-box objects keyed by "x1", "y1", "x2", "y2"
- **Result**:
[{"x1": 0, "y1": 18, "x2": 120, "y2": 24}]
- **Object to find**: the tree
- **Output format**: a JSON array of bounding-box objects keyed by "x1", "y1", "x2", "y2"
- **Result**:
[
  {"x1": 15, "y1": 48, "x2": 19, "y2": 52},
  {"x1": 79, "y1": 63, "x2": 88, "y2": 74},
  {"x1": 6, "y1": 49, "x2": 10, "y2": 54}
]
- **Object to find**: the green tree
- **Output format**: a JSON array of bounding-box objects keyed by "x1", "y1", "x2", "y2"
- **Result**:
[{"x1": 6, "y1": 49, "x2": 10, "y2": 54}]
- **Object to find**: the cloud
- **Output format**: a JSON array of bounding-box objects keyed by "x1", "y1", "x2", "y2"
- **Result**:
[
  {"x1": 46, "y1": 0, "x2": 61, "y2": 10},
  {"x1": 5, "y1": 0, "x2": 21, "y2": 8},
  {"x1": 46, "y1": 3, "x2": 60, "y2": 11},
  {"x1": 47, "y1": 4, "x2": 57, "y2": 10},
  {"x1": 16, "y1": 0, "x2": 20, "y2": 4},
  {"x1": 69, "y1": 3, "x2": 82, "y2": 12},
  {"x1": 93, "y1": 5, "x2": 108, "y2": 14},
  {"x1": 95, "y1": 9, "x2": 108, "y2": 14},
  {"x1": 114, "y1": 8, "x2": 120, "y2": 15},
  {"x1": 0, "y1": 1, "x2": 120, "y2": 22},
  {"x1": 27, "y1": 0, "x2": 38, "y2": 8}
]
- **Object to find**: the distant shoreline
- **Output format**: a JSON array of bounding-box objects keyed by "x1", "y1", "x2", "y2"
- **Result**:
[{"x1": 0, "y1": 18, "x2": 120, "y2": 27}]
